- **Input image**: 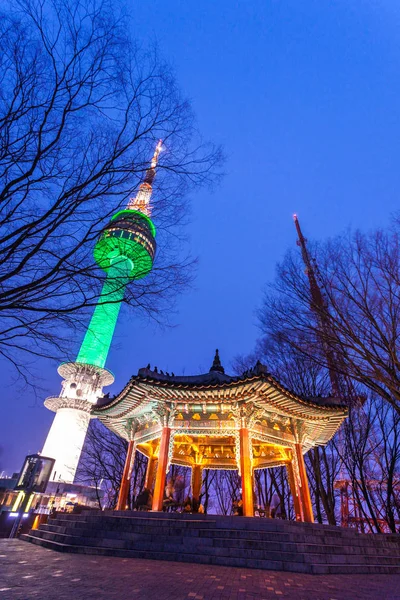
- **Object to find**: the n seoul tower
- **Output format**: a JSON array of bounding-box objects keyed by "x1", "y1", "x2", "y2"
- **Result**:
[{"x1": 42, "y1": 142, "x2": 162, "y2": 482}]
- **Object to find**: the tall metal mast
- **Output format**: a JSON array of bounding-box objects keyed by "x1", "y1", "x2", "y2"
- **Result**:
[
  {"x1": 293, "y1": 215, "x2": 370, "y2": 527},
  {"x1": 294, "y1": 214, "x2": 352, "y2": 526},
  {"x1": 293, "y1": 214, "x2": 341, "y2": 397}
]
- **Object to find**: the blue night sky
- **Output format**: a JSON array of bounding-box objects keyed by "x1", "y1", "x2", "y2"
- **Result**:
[{"x1": 2, "y1": 0, "x2": 400, "y2": 473}]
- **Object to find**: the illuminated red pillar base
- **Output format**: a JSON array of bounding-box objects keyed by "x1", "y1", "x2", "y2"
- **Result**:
[
  {"x1": 192, "y1": 465, "x2": 202, "y2": 507},
  {"x1": 152, "y1": 427, "x2": 171, "y2": 512},
  {"x1": 145, "y1": 456, "x2": 156, "y2": 490},
  {"x1": 286, "y1": 461, "x2": 303, "y2": 521},
  {"x1": 239, "y1": 428, "x2": 254, "y2": 517},
  {"x1": 116, "y1": 440, "x2": 135, "y2": 511},
  {"x1": 295, "y1": 443, "x2": 314, "y2": 523}
]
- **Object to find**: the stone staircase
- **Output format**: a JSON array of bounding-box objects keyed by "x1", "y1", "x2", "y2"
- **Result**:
[{"x1": 21, "y1": 510, "x2": 400, "y2": 575}]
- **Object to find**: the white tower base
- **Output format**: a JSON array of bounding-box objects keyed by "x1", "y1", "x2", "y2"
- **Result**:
[
  {"x1": 42, "y1": 407, "x2": 91, "y2": 483},
  {"x1": 42, "y1": 362, "x2": 114, "y2": 483}
]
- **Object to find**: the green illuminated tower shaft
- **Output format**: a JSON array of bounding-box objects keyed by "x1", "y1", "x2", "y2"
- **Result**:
[
  {"x1": 42, "y1": 141, "x2": 162, "y2": 483},
  {"x1": 77, "y1": 204, "x2": 157, "y2": 368},
  {"x1": 76, "y1": 259, "x2": 132, "y2": 369}
]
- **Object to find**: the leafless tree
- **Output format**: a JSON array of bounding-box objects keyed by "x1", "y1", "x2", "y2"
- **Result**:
[
  {"x1": 259, "y1": 221, "x2": 400, "y2": 414},
  {"x1": 338, "y1": 397, "x2": 400, "y2": 533},
  {"x1": 200, "y1": 469, "x2": 216, "y2": 514},
  {"x1": 0, "y1": 0, "x2": 221, "y2": 377},
  {"x1": 211, "y1": 470, "x2": 240, "y2": 515},
  {"x1": 76, "y1": 419, "x2": 147, "y2": 509},
  {"x1": 253, "y1": 468, "x2": 292, "y2": 519},
  {"x1": 250, "y1": 218, "x2": 400, "y2": 528}
]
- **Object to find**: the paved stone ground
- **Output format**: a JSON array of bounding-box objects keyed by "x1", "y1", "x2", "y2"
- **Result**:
[{"x1": 1, "y1": 540, "x2": 400, "y2": 600}]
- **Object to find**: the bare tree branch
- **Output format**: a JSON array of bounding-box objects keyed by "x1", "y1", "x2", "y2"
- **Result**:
[{"x1": 0, "y1": 0, "x2": 223, "y2": 376}]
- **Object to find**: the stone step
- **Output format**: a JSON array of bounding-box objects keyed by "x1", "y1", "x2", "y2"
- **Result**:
[
  {"x1": 27, "y1": 529, "x2": 400, "y2": 567},
  {"x1": 21, "y1": 534, "x2": 299, "y2": 573},
  {"x1": 22, "y1": 513, "x2": 400, "y2": 575},
  {"x1": 91, "y1": 510, "x2": 386, "y2": 535},
  {"x1": 46, "y1": 517, "x2": 400, "y2": 550},
  {"x1": 57, "y1": 512, "x2": 397, "y2": 539},
  {"x1": 311, "y1": 564, "x2": 400, "y2": 575},
  {"x1": 54, "y1": 514, "x2": 217, "y2": 528},
  {"x1": 64, "y1": 511, "x2": 380, "y2": 539},
  {"x1": 93, "y1": 510, "x2": 399, "y2": 541},
  {"x1": 22, "y1": 532, "x2": 400, "y2": 575},
  {"x1": 29, "y1": 529, "x2": 306, "y2": 562},
  {"x1": 40, "y1": 523, "x2": 400, "y2": 557}
]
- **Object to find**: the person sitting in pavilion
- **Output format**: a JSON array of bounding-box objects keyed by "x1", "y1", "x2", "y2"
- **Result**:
[
  {"x1": 134, "y1": 487, "x2": 152, "y2": 511},
  {"x1": 183, "y1": 496, "x2": 193, "y2": 513},
  {"x1": 163, "y1": 479, "x2": 178, "y2": 512},
  {"x1": 232, "y1": 498, "x2": 243, "y2": 516},
  {"x1": 270, "y1": 492, "x2": 286, "y2": 519},
  {"x1": 174, "y1": 475, "x2": 185, "y2": 506}
]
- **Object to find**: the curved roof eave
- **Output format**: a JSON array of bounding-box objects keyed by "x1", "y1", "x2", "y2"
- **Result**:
[{"x1": 93, "y1": 369, "x2": 348, "y2": 421}]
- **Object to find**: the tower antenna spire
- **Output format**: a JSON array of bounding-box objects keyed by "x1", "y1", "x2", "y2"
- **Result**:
[
  {"x1": 145, "y1": 139, "x2": 163, "y2": 184},
  {"x1": 293, "y1": 213, "x2": 341, "y2": 397},
  {"x1": 127, "y1": 140, "x2": 163, "y2": 216}
]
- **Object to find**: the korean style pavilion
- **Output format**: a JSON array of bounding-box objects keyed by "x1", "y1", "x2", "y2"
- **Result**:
[{"x1": 93, "y1": 351, "x2": 348, "y2": 521}]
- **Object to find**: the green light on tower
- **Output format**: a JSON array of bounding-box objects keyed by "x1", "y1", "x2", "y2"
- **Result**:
[{"x1": 75, "y1": 260, "x2": 131, "y2": 369}]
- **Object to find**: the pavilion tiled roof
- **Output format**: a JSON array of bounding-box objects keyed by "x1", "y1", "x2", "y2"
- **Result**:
[
  {"x1": 92, "y1": 354, "x2": 348, "y2": 450},
  {"x1": 94, "y1": 360, "x2": 347, "y2": 416}
]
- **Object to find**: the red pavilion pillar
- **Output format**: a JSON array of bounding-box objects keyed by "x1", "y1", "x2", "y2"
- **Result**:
[
  {"x1": 192, "y1": 465, "x2": 202, "y2": 507},
  {"x1": 152, "y1": 427, "x2": 171, "y2": 511},
  {"x1": 295, "y1": 443, "x2": 314, "y2": 523},
  {"x1": 116, "y1": 440, "x2": 135, "y2": 510},
  {"x1": 286, "y1": 460, "x2": 303, "y2": 521},
  {"x1": 239, "y1": 427, "x2": 254, "y2": 517},
  {"x1": 145, "y1": 455, "x2": 157, "y2": 490}
]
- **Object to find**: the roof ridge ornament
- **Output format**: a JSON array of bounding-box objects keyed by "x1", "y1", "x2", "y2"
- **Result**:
[
  {"x1": 254, "y1": 360, "x2": 269, "y2": 376},
  {"x1": 210, "y1": 348, "x2": 225, "y2": 374}
]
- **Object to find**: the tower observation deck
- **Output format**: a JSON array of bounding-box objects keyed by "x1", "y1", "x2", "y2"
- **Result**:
[{"x1": 41, "y1": 142, "x2": 162, "y2": 483}]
